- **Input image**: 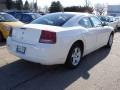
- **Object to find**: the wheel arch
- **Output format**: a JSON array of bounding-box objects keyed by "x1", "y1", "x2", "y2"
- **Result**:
[
  {"x1": 111, "y1": 31, "x2": 114, "y2": 36},
  {"x1": 0, "y1": 31, "x2": 4, "y2": 40},
  {"x1": 69, "y1": 40, "x2": 84, "y2": 57},
  {"x1": 65, "y1": 40, "x2": 85, "y2": 68}
]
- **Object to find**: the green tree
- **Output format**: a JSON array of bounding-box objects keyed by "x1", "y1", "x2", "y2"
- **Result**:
[
  {"x1": 64, "y1": 6, "x2": 93, "y2": 13},
  {"x1": 49, "y1": 1, "x2": 63, "y2": 13},
  {"x1": 6, "y1": 0, "x2": 13, "y2": 9},
  {"x1": 16, "y1": 0, "x2": 23, "y2": 10},
  {"x1": 24, "y1": 0, "x2": 29, "y2": 10}
]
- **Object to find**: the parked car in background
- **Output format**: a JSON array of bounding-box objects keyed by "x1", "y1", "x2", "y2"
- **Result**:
[
  {"x1": 98, "y1": 15, "x2": 119, "y2": 30},
  {"x1": 5, "y1": 10, "x2": 31, "y2": 16},
  {"x1": 7, "y1": 12, "x2": 114, "y2": 68},
  {"x1": 0, "y1": 12, "x2": 24, "y2": 42},
  {"x1": 14, "y1": 13, "x2": 41, "y2": 23},
  {"x1": 115, "y1": 16, "x2": 120, "y2": 29}
]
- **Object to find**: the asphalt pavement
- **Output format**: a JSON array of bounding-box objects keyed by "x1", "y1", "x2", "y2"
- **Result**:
[{"x1": 0, "y1": 31, "x2": 120, "y2": 90}]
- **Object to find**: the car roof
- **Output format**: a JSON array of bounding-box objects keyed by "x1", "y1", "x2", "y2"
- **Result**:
[
  {"x1": 107, "y1": 15, "x2": 114, "y2": 17},
  {"x1": 51, "y1": 12, "x2": 93, "y2": 17},
  {"x1": 16, "y1": 13, "x2": 39, "y2": 15},
  {"x1": 0, "y1": 12, "x2": 8, "y2": 14}
]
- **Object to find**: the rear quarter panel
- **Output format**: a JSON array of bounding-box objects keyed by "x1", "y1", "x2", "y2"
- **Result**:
[{"x1": 57, "y1": 27, "x2": 87, "y2": 60}]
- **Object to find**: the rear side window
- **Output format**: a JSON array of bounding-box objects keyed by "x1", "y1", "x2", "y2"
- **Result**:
[
  {"x1": 31, "y1": 13, "x2": 74, "y2": 26},
  {"x1": 79, "y1": 17, "x2": 92, "y2": 28}
]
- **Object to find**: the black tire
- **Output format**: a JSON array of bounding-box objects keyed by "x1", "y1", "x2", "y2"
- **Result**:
[
  {"x1": 0, "y1": 32, "x2": 3, "y2": 42},
  {"x1": 106, "y1": 34, "x2": 114, "y2": 48},
  {"x1": 65, "y1": 43, "x2": 82, "y2": 69}
]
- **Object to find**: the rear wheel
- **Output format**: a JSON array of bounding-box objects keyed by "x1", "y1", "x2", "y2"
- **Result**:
[
  {"x1": 107, "y1": 34, "x2": 114, "y2": 48},
  {"x1": 0, "y1": 32, "x2": 3, "y2": 42},
  {"x1": 65, "y1": 43, "x2": 82, "y2": 69}
]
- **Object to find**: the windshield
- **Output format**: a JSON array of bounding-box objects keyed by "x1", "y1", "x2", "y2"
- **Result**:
[
  {"x1": 31, "y1": 13, "x2": 74, "y2": 26},
  {"x1": 0, "y1": 13, "x2": 18, "y2": 22}
]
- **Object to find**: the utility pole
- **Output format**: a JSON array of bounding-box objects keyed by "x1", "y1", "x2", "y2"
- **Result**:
[
  {"x1": 36, "y1": 0, "x2": 37, "y2": 5},
  {"x1": 36, "y1": 0, "x2": 37, "y2": 12},
  {"x1": 33, "y1": 0, "x2": 34, "y2": 12}
]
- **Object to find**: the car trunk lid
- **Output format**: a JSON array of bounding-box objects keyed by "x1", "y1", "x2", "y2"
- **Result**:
[
  {"x1": 12, "y1": 27, "x2": 41, "y2": 45},
  {"x1": 11, "y1": 24, "x2": 63, "y2": 45}
]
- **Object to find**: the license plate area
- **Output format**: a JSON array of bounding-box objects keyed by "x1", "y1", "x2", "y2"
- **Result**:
[{"x1": 16, "y1": 45, "x2": 26, "y2": 54}]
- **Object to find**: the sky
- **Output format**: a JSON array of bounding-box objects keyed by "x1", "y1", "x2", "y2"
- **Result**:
[{"x1": 23, "y1": 0, "x2": 120, "y2": 8}]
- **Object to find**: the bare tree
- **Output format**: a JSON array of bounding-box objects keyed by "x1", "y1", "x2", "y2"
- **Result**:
[
  {"x1": 95, "y1": 3, "x2": 107, "y2": 15},
  {"x1": 85, "y1": 0, "x2": 91, "y2": 7},
  {"x1": 43, "y1": 6, "x2": 49, "y2": 13}
]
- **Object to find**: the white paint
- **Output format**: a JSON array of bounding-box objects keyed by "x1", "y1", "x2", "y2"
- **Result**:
[{"x1": 7, "y1": 12, "x2": 114, "y2": 65}]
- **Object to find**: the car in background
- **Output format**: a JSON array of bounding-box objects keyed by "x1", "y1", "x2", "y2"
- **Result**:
[
  {"x1": 7, "y1": 12, "x2": 114, "y2": 68},
  {"x1": 115, "y1": 16, "x2": 120, "y2": 29},
  {"x1": 0, "y1": 12, "x2": 24, "y2": 42},
  {"x1": 14, "y1": 13, "x2": 41, "y2": 23},
  {"x1": 98, "y1": 15, "x2": 118, "y2": 30},
  {"x1": 5, "y1": 10, "x2": 31, "y2": 16}
]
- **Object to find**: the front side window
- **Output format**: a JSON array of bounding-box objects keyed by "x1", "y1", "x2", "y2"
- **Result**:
[
  {"x1": 90, "y1": 16, "x2": 102, "y2": 27},
  {"x1": 79, "y1": 17, "x2": 92, "y2": 28},
  {"x1": 98, "y1": 16, "x2": 107, "y2": 22}
]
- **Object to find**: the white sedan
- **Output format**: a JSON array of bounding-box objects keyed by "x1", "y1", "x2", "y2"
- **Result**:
[{"x1": 7, "y1": 12, "x2": 114, "y2": 68}]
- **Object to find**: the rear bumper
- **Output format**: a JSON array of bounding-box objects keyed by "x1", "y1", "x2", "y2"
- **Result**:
[{"x1": 7, "y1": 37, "x2": 66, "y2": 65}]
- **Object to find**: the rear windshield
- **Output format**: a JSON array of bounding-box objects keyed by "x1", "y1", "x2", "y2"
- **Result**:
[
  {"x1": 0, "y1": 13, "x2": 18, "y2": 22},
  {"x1": 31, "y1": 13, "x2": 74, "y2": 26}
]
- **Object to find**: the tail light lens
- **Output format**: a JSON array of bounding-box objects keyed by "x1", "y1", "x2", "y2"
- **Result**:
[
  {"x1": 9, "y1": 28, "x2": 13, "y2": 37},
  {"x1": 39, "y1": 30, "x2": 56, "y2": 44}
]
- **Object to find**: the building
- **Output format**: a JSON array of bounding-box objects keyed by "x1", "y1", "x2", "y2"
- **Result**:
[
  {"x1": 107, "y1": 5, "x2": 120, "y2": 16},
  {"x1": 0, "y1": 0, "x2": 7, "y2": 11}
]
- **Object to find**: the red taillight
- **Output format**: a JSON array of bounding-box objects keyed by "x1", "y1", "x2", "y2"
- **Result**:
[
  {"x1": 9, "y1": 28, "x2": 13, "y2": 37},
  {"x1": 39, "y1": 30, "x2": 56, "y2": 44}
]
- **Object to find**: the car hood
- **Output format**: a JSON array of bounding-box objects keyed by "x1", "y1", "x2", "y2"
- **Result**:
[{"x1": 0, "y1": 21, "x2": 24, "y2": 27}]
